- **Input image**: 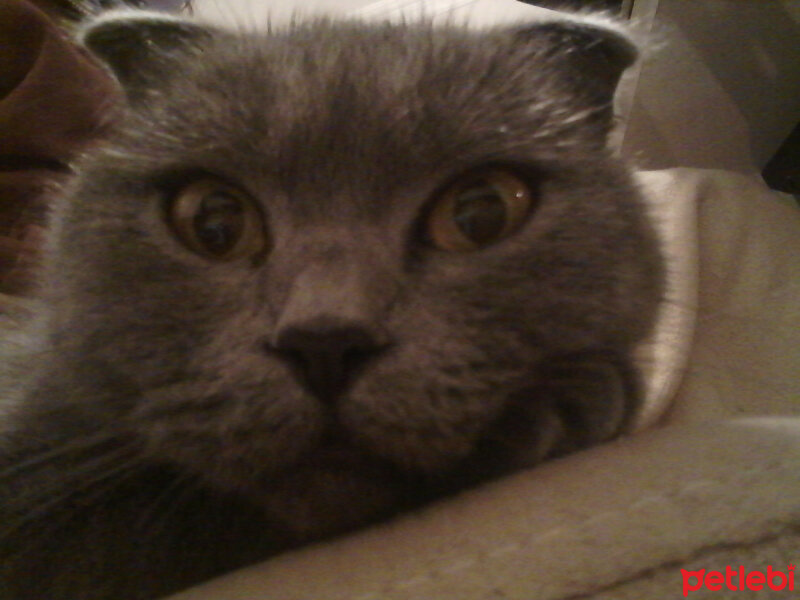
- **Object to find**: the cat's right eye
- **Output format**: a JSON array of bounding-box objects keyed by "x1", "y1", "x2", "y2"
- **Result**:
[
  {"x1": 426, "y1": 168, "x2": 535, "y2": 251},
  {"x1": 167, "y1": 179, "x2": 267, "y2": 261}
]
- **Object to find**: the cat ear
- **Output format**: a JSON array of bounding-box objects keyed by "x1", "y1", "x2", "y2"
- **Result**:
[
  {"x1": 510, "y1": 18, "x2": 638, "y2": 130},
  {"x1": 77, "y1": 11, "x2": 214, "y2": 97}
]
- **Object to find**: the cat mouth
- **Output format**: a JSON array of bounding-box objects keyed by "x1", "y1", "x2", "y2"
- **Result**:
[
  {"x1": 252, "y1": 434, "x2": 419, "y2": 539},
  {"x1": 285, "y1": 429, "x2": 393, "y2": 477}
]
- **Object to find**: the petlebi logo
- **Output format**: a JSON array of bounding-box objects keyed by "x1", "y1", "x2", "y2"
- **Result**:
[{"x1": 682, "y1": 565, "x2": 795, "y2": 596}]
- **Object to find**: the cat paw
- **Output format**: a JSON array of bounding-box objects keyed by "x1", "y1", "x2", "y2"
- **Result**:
[{"x1": 473, "y1": 352, "x2": 637, "y2": 472}]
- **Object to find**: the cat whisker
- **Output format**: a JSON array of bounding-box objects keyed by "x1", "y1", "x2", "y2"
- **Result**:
[
  {"x1": 10, "y1": 442, "x2": 140, "y2": 499},
  {"x1": 135, "y1": 471, "x2": 201, "y2": 537},
  {"x1": 0, "y1": 429, "x2": 121, "y2": 481},
  {"x1": 1, "y1": 446, "x2": 144, "y2": 544}
]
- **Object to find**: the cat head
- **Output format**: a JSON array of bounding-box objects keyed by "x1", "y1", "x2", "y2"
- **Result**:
[{"x1": 37, "y1": 12, "x2": 661, "y2": 536}]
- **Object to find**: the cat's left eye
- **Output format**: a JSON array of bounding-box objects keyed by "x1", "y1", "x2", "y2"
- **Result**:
[
  {"x1": 426, "y1": 169, "x2": 535, "y2": 251},
  {"x1": 167, "y1": 179, "x2": 267, "y2": 261}
]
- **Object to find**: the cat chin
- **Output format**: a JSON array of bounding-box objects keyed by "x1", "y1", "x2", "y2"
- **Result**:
[
  {"x1": 244, "y1": 415, "x2": 559, "y2": 542},
  {"x1": 248, "y1": 447, "x2": 411, "y2": 540}
]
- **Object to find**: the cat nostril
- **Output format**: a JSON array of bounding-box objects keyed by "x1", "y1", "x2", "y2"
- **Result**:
[{"x1": 272, "y1": 320, "x2": 385, "y2": 402}]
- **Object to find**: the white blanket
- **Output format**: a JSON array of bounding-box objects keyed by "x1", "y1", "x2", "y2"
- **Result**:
[{"x1": 169, "y1": 168, "x2": 800, "y2": 600}]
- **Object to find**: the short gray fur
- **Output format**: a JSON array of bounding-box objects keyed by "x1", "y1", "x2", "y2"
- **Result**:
[{"x1": 0, "y1": 12, "x2": 663, "y2": 600}]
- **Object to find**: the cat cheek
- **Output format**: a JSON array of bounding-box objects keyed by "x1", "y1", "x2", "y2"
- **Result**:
[
  {"x1": 341, "y1": 376, "x2": 503, "y2": 473},
  {"x1": 130, "y1": 379, "x2": 324, "y2": 486}
]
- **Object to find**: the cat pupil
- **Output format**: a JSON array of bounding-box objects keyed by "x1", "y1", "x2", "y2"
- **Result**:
[
  {"x1": 453, "y1": 183, "x2": 507, "y2": 243},
  {"x1": 193, "y1": 192, "x2": 243, "y2": 254}
]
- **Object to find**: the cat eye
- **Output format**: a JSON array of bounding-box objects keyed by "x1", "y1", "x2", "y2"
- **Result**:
[
  {"x1": 168, "y1": 179, "x2": 267, "y2": 260},
  {"x1": 427, "y1": 169, "x2": 534, "y2": 251}
]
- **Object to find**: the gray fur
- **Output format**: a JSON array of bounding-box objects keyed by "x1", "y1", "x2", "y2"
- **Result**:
[{"x1": 0, "y1": 13, "x2": 663, "y2": 600}]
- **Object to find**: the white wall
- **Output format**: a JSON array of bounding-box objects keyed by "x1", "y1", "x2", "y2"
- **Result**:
[
  {"x1": 193, "y1": 0, "x2": 555, "y2": 27},
  {"x1": 193, "y1": 0, "x2": 368, "y2": 25},
  {"x1": 622, "y1": 0, "x2": 800, "y2": 172}
]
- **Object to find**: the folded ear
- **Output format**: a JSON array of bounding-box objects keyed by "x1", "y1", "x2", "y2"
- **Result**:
[
  {"x1": 77, "y1": 11, "x2": 214, "y2": 98},
  {"x1": 510, "y1": 18, "x2": 639, "y2": 132}
]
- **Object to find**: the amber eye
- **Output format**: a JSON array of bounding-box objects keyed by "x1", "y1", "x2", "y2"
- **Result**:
[
  {"x1": 168, "y1": 179, "x2": 267, "y2": 260},
  {"x1": 427, "y1": 169, "x2": 534, "y2": 251}
]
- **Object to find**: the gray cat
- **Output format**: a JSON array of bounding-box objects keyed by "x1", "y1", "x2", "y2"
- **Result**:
[{"x1": 0, "y1": 10, "x2": 663, "y2": 600}]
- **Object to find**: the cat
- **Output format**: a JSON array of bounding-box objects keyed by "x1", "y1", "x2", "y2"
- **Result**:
[{"x1": 0, "y1": 9, "x2": 664, "y2": 600}]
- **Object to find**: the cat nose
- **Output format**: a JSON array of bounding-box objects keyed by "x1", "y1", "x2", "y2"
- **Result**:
[{"x1": 273, "y1": 318, "x2": 386, "y2": 402}]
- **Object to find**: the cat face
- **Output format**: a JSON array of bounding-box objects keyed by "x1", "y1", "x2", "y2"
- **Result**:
[{"x1": 40, "y1": 14, "x2": 662, "y2": 536}]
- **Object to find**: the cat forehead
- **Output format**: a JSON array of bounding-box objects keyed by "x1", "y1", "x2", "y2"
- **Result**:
[
  {"x1": 80, "y1": 11, "x2": 636, "y2": 116},
  {"x1": 127, "y1": 21, "x2": 543, "y2": 127},
  {"x1": 183, "y1": 26, "x2": 528, "y2": 158},
  {"x1": 80, "y1": 14, "x2": 636, "y2": 193}
]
